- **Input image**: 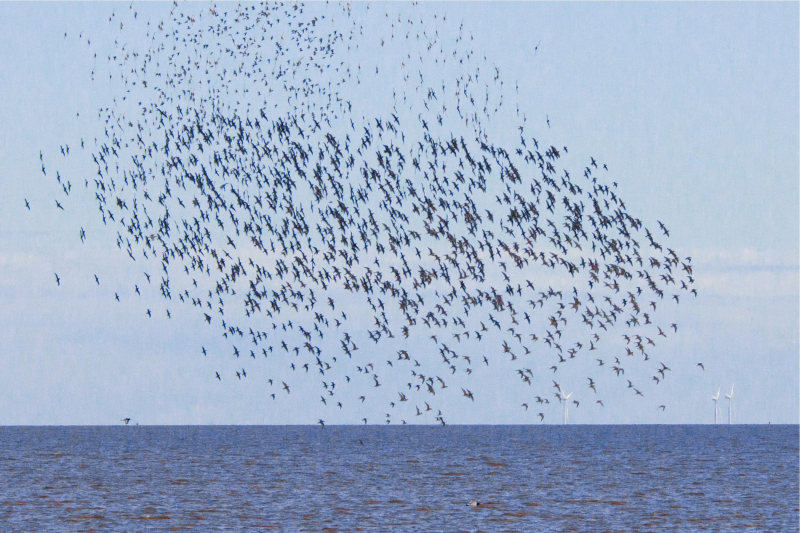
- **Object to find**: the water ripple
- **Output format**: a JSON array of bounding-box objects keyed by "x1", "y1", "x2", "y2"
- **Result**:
[{"x1": 0, "y1": 425, "x2": 796, "y2": 531}]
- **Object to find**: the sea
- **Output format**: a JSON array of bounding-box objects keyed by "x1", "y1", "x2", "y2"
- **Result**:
[{"x1": 0, "y1": 425, "x2": 796, "y2": 531}]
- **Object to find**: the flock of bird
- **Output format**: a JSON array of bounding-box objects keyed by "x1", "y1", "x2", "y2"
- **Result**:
[{"x1": 39, "y1": 2, "x2": 697, "y2": 425}]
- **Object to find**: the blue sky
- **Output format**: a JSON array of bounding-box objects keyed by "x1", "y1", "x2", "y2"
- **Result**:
[{"x1": 0, "y1": 2, "x2": 797, "y2": 425}]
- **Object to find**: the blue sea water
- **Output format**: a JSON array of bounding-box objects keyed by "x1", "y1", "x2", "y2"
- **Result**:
[{"x1": 0, "y1": 425, "x2": 796, "y2": 531}]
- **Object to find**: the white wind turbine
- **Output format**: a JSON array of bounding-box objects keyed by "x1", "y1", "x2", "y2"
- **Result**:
[
  {"x1": 558, "y1": 386, "x2": 573, "y2": 425},
  {"x1": 711, "y1": 387, "x2": 720, "y2": 424},
  {"x1": 725, "y1": 383, "x2": 735, "y2": 424}
]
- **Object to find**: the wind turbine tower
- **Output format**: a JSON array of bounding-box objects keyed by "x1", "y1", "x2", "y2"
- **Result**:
[
  {"x1": 725, "y1": 383, "x2": 734, "y2": 424},
  {"x1": 558, "y1": 386, "x2": 573, "y2": 425},
  {"x1": 711, "y1": 387, "x2": 720, "y2": 424}
]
